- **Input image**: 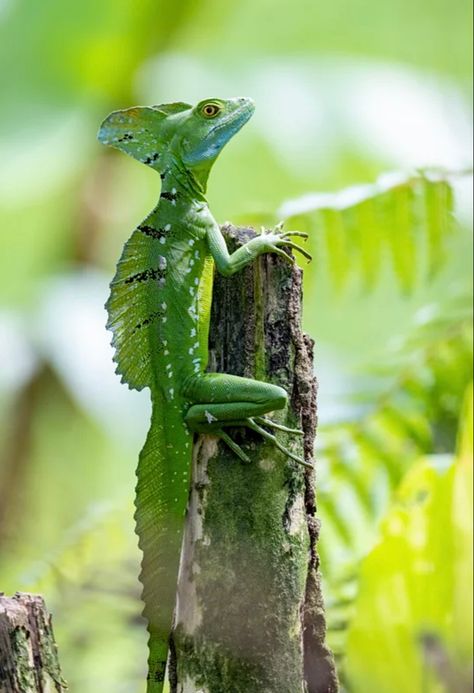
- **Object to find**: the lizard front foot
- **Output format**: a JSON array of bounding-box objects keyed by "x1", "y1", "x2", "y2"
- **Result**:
[{"x1": 261, "y1": 221, "x2": 312, "y2": 265}]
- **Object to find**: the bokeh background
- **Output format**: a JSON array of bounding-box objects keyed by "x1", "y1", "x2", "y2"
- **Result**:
[{"x1": 0, "y1": 2, "x2": 472, "y2": 692}]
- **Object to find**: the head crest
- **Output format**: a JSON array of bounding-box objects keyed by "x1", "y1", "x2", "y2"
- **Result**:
[{"x1": 97, "y1": 103, "x2": 192, "y2": 170}]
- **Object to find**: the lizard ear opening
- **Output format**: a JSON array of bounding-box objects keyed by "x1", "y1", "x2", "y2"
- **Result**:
[{"x1": 98, "y1": 105, "x2": 191, "y2": 171}]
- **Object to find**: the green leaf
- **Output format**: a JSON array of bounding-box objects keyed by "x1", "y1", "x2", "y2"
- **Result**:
[
  {"x1": 320, "y1": 207, "x2": 349, "y2": 291},
  {"x1": 282, "y1": 170, "x2": 460, "y2": 293},
  {"x1": 424, "y1": 179, "x2": 454, "y2": 277},
  {"x1": 344, "y1": 384, "x2": 473, "y2": 693},
  {"x1": 385, "y1": 182, "x2": 417, "y2": 292},
  {"x1": 352, "y1": 199, "x2": 382, "y2": 289}
]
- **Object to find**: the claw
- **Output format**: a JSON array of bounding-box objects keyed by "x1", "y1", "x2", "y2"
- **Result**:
[
  {"x1": 281, "y1": 231, "x2": 309, "y2": 241},
  {"x1": 271, "y1": 246, "x2": 295, "y2": 264},
  {"x1": 273, "y1": 221, "x2": 285, "y2": 233},
  {"x1": 282, "y1": 241, "x2": 313, "y2": 263},
  {"x1": 255, "y1": 416, "x2": 304, "y2": 435}
]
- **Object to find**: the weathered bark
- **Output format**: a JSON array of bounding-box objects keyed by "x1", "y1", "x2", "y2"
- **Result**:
[
  {"x1": 0, "y1": 593, "x2": 66, "y2": 693},
  {"x1": 171, "y1": 226, "x2": 338, "y2": 692}
]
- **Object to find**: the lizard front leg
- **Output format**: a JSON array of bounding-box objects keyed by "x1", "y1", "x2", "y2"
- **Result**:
[{"x1": 206, "y1": 219, "x2": 311, "y2": 276}]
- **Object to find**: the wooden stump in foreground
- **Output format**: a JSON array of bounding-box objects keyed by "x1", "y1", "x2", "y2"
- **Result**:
[{"x1": 0, "y1": 593, "x2": 66, "y2": 693}]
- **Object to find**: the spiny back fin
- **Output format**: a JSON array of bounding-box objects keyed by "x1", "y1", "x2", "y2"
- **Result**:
[{"x1": 105, "y1": 212, "x2": 168, "y2": 391}]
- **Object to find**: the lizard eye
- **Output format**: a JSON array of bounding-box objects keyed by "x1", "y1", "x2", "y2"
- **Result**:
[{"x1": 201, "y1": 103, "x2": 221, "y2": 118}]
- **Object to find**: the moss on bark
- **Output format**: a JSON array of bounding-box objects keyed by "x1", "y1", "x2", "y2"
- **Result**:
[{"x1": 0, "y1": 593, "x2": 66, "y2": 693}]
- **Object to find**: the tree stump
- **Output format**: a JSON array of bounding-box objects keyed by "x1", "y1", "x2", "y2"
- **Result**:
[
  {"x1": 170, "y1": 226, "x2": 338, "y2": 692},
  {"x1": 0, "y1": 593, "x2": 66, "y2": 693}
]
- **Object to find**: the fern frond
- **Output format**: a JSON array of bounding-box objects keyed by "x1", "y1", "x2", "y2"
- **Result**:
[{"x1": 279, "y1": 169, "x2": 464, "y2": 291}]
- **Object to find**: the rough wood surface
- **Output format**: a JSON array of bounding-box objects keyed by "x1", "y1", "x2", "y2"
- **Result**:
[
  {"x1": 0, "y1": 593, "x2": 66, "y2": 693},
  {"x1": 171, "y1": 225, "x2": 338, "y2": 693}
]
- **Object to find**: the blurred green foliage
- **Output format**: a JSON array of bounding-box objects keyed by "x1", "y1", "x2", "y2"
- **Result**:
[
  {"x1": 345, "y1": 386, "x2": 473, "y2": 693},
  {"x1": 0, "y1": 1, "x2": 471, "y2": 692}
]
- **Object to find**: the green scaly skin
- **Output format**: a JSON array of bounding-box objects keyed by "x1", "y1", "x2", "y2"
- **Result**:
[{"x1": 98, "y1": 97, "x2": 312, "y2": 692}]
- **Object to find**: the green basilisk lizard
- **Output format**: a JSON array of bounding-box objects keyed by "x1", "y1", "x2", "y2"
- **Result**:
[{"x1": 98, "y1": 97, "x2": 311, "y2": 692}]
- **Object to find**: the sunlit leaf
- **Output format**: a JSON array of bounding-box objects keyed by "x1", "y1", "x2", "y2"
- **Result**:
[
  {"x1": 320, "y1": 207, "x2": 349, "y2": 291},
  {"x1": 344, "y1": 384, "x2": 473, "y2": 693},
  {"x1": 282, "y1": 170, "x2": 459, "y2": 293},
  {"x1": 319, "y1": 291, "x2": 472, "y2": 679},
  {"x1": 423, "y1": 179, "x2": 454, "y2": 276}
]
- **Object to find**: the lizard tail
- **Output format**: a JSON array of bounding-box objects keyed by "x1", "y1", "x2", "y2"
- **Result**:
[{"x1": 135, "y1": 399, "x2": 193, "y2": 692}]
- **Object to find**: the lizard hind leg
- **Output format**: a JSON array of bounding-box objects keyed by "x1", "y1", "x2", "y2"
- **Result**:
[
  {"x1": 184, "y1": 372, "x2": 287, "y2": 433},
  {"x1": 183, "y1": 373, "x2": 308, "y2": 467}
]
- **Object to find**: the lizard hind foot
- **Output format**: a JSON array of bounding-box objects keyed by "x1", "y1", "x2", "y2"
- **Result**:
[
  {"x1": 254, "y1": 416, "x2": 304, "y2": 436},
  {"x1": 245, "y1": 418, "x2": 312, "y2": 469},
  {"x1": 215, "y1": 429, "x2": 251, "y2": 463}
]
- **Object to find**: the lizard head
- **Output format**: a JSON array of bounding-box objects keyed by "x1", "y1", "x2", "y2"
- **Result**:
[
  {"x1": 179, "y1": 97, "x2": 255, "y2": 166},
  {"x1": 98, "y1": 97, "x2": 254, "y2": 190}
]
